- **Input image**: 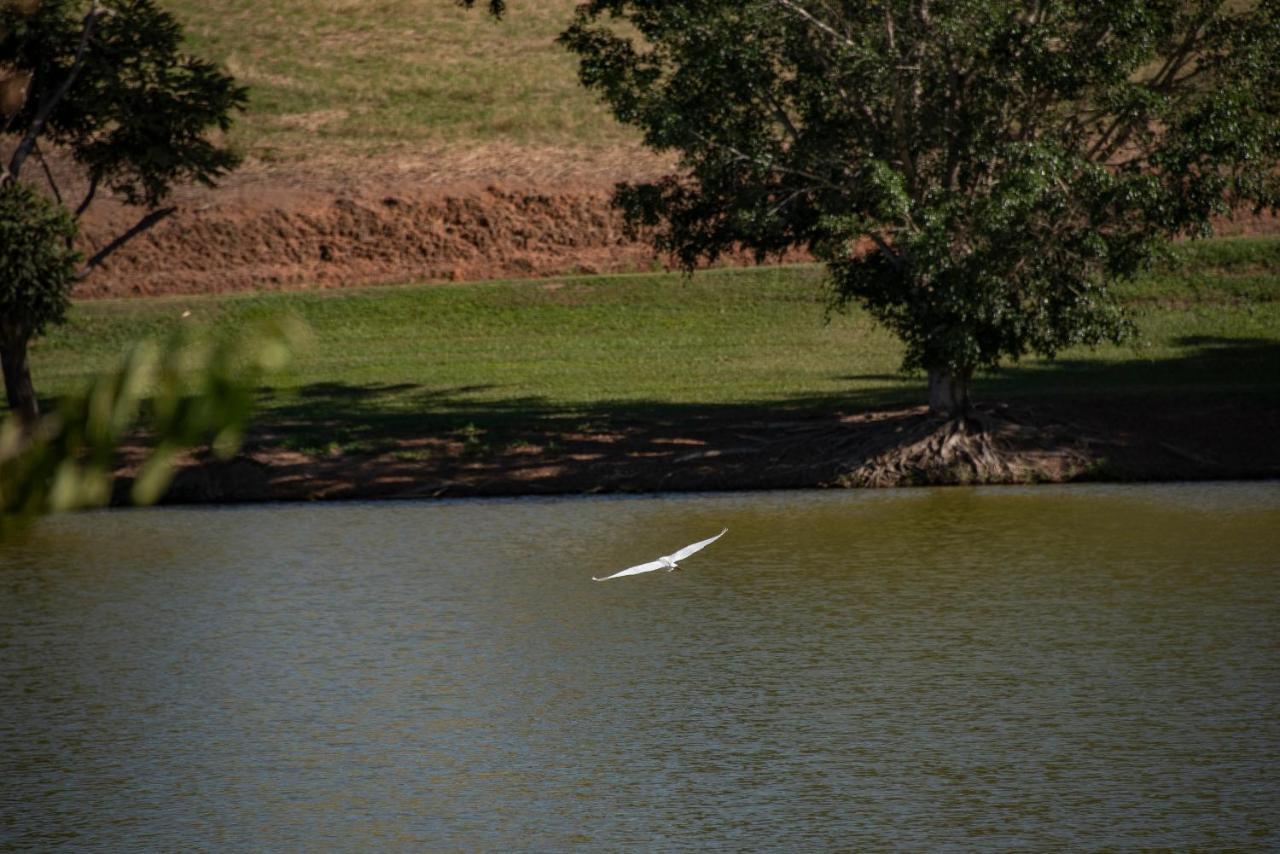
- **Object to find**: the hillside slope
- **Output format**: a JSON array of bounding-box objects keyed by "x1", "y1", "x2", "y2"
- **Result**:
[{"x1": 62, "y1": 0, "x2": 1278, "y2": 296}]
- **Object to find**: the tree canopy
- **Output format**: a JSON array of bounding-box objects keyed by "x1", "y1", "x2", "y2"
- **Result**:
[
  {"x1": 0, "y1": 0, "x2": 246, "y2": 420},
  {"x1": 561, "y1": 0, "x2": 1280, "y2": 412},
  {"x1": 0, "y1": 182, "x2": 79, "y2": 340},
  {"x1": 2, "y1": 0, "x2": 245, "y2": 211}
]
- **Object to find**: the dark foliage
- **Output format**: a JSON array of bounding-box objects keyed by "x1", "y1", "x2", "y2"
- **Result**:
[
  {"x1": 2, "y1": 0, "x2": 247, "y2": 207},
  {"x1": 0, "y1": 182, "x2": 79, "y2": 339}
]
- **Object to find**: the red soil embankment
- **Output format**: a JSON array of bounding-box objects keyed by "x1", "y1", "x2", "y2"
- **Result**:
[
  {"x1": 75, "y1": 166, "x2": 1280, "y2": 299},
  {"x1": 73, "y1": 152, "x2": 814, "y2": 298},
  {"x1": 78, "y1": 182, "x2": 666, "y2": 297}
]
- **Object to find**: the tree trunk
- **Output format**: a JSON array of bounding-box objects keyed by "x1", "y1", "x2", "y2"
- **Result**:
[
  {"x1": 0, "y1": 321, "x2": 39, "y2": 424},
  {"x1": 927, "y1": 367, "x2": 970, "y2": 417}
]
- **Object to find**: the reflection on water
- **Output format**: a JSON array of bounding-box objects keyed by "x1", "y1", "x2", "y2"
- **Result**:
[{"x1": 2, "y1": 483, "x2": 1279, "y2": 848}]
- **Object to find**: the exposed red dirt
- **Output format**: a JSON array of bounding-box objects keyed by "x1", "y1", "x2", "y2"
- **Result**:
[
  {"x1": 73, "y1": 156, "x2": 813, "y2": 298},
  {"x1": 78, "y1": 181, "x2": 669, "y2": 297},
  {"x1": 72, "y1": 160, "x2": 1278, "y2": 298}
]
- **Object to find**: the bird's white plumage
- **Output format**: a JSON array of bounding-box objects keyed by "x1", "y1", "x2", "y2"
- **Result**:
[
  {"x1": 592, "y1": 528, "x2": 728, "y2": 581},
  {"x1": 667, "y1": 528, "x2": 727, "y2": 562},
  {"x1": 591, "y1": 559, "x2": 667, "y2": 581}
]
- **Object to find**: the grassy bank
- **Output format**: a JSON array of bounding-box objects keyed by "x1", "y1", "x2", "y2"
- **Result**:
[{"x1": 27, "y1": 238, "x2": 1280, "y2": 459}]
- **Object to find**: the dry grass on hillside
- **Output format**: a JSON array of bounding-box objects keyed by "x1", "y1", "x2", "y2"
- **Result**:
[{"x1": 168, "y1": 0, "x2": 638, "y2": 166}]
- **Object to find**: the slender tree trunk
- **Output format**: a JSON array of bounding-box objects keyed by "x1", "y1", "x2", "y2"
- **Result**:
[
  {"x1": 0, "y1": 320, "x2": 39, "y2": 423},
  {"x1": 927, "y1": 366, "x2": 970, "y2": 417}
]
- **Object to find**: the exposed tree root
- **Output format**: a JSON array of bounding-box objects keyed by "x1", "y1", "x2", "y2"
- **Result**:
[
  {"x1": 669, "y1": 404, "x2": 1104, "y2": 488},
  {"x1": 834, "y1": 405, "x2": 1098, "y2": 487}
]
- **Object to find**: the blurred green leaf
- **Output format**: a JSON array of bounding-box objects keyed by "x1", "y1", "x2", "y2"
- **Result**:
[{"x1": 1, "y1": 317, "x2": 309, "y2": 537}]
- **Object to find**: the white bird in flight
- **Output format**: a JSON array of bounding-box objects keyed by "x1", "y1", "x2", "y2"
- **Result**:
[{"x1": 592, "y1": 528, "x2": 728, "y2": 581}]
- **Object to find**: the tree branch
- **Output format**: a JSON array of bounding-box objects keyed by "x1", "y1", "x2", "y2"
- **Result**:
[
  {"x1": 78, "y1": 206, "x2": 176, "y2": 279},
  {"x1": 690, "y1": 131, "x2": 845, "y2": 193},
  {"x1": 33, "y1": 143, "x2": 64, "y2": 207},
  {"x1": 1087, "y1": 6, "x2": 1217, "y2": 163},
  {"x1": 33, "y1": 143, "x2": 77, "y2": 251},
  {"x1": 1149, "y1": 6, "x2": 1216, "y2": 93},
  {"x1": 941, "y1": 44, "x2": 969, "y2": 190},
  {"x1": 769, "y1": 0, "x2": 855, "y2": 49},
  {"x1": 74, "y1": 174, "x2": 99, "y2": 219},
  {"x1": 883, "y1": 5, "x2": 918, "y2": 196},
  {"x1": 759, "y1": 88, "x2": 802, "y2": 146},
  {"x1": 867, "y1": 230, "x2": 905, "y2": 272},
  {"x1": 764, "y1": 1, "x2": 876, "y2": 131},
  {"x1": 767, "y1": 187, "x2": 808, "y2": 217},
  {"x1": 4, "y1": 3, "x2": 107, "y2": 185}
]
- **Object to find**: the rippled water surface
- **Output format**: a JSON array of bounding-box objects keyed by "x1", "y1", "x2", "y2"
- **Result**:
[{"x1": 3, "y1": 483, "x2": 1279, "y2": 848}]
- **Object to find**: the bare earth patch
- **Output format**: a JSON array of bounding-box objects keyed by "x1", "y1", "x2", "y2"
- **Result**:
[
  {"x1": 72, "y1": 146, "x2": 695, "y2": 297},
  {"x1": 71, "y1": 149, "x2": 1274, "y2": 298}
]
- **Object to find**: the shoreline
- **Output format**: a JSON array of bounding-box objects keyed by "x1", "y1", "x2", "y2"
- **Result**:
[{"x1": 143, "y1": 467, "x2": 1280, "y2": 508}]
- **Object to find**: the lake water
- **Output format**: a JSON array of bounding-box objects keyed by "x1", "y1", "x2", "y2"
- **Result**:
[{"x1": 2, "y1": 483, "x2": 1278, "y2": 849}]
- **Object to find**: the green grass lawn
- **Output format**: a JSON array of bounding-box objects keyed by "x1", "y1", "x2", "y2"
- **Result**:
[
  {"x1": 26, "y1": 238, "x2": 1280, "y2": 455},
  {"x1": 166, "y1": 0, "x2": 631, "y2": 162}
]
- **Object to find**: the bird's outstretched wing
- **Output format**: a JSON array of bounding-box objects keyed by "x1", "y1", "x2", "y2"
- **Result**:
[
  {"x1": 666, "y1": 528, "x2": 728, "y2": 562},
  {"x1": 592, "y1": 559, "x2": 668, "y2": 582}
]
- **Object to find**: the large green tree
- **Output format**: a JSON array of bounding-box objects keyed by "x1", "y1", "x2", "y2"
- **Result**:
[
  {"x1": 561, "y1": 0, "x2": 1280, "y2": 414},
  {"x1": 0, "y1": 0, "x2": 245, "y2": 421}
]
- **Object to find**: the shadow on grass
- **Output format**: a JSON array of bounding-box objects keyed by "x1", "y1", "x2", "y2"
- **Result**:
[
  {"x1": 976, "y1": 335, "x2": 1280, "y2": 397},
  {"x1": 258, "y1": 381, "x2": 880, "y2": 457},
  {"x1": 240, "y1": 336, "x2": 1280, "y2": 483},
  {"x1": 142, "y1": 334, "x2": 1280, "y2": 502}
]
